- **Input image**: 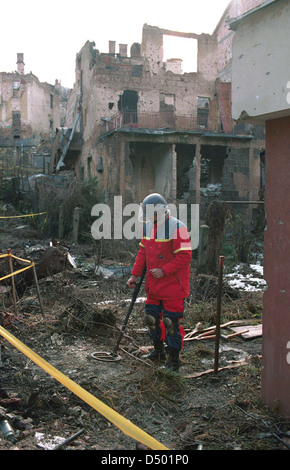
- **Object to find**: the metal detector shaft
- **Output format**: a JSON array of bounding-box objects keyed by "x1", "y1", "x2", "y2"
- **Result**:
[{"x1": 112, "y1": 268, "x2": 146, "y2": 357}]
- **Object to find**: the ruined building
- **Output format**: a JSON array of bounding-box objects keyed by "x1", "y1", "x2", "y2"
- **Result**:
[
  {"x1": 51, "y1": 0, "x2": 266, "y2": 221},
  {"x1": 0, "y1": 53, "x2": 60, "y2": 169}
]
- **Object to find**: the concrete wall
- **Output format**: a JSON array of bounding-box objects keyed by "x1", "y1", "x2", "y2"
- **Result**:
[
  {"x1": 231, "y1": 0, "x2": 290, "y2": 122},
  {"x1": 27, "y1": 79, "x2": 60, "y2": 134},
  {"x1": 215, "y1": 0, "x2": 265, "y2": 82},
  {"x1": 262, "y1": 116, "x2": 290, "y2": 417},
  {"x1": 230, "y1": 0, "x2": 290, "y2": 417}
]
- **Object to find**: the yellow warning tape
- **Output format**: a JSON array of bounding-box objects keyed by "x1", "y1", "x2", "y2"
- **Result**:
[
  {"x1": 0, "y1": 251, "x2": 34, "y2": 282},
  {"x1": 0, "y1": 212, "x2": 47, "y2": 219},
  {"x1": 0, "y1": 326, "x2": 169, "y2": 450},
  {"x1": 0, "y1": 263, "x2": 34, "y2": 282},
  {"x1": 0, "y1": 253, "x2": 32, "y2": 263},
  {"x1": 11, "y1": 254, "x2": 33, "y2": 264},
  {"x1": 0, "y1": 251, "x2": 36, "y2": 282}
]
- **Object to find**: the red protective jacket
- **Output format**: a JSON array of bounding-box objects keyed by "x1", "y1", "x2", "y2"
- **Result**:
[{"x1": 131, "y1": 216, "x2": 192, "y2": 300}]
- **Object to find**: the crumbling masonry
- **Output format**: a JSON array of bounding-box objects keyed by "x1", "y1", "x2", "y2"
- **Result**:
[{"x1": 52, "y1": 1, "x2": 266, "y2": 222}]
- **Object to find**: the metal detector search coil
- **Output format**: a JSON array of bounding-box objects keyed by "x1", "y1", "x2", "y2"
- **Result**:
[
  {"x1": 91, "y1": 268, "x2": 146, "y2": 362},
  {"x1": 91, "y1": 351, "x2": 122, "y2": 362}
]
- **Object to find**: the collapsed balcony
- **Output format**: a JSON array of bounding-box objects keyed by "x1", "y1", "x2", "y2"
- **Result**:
[{"x1": 100, "y1": 110, "x2": 256, "y2": 136}]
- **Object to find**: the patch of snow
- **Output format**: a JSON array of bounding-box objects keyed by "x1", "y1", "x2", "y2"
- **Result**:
[
  {"x1": 224, "y1": 263, "x2": 266, "y2": 292},
  {"x1": 95, "y1": 297, "x2": 146, "y2": 306}
]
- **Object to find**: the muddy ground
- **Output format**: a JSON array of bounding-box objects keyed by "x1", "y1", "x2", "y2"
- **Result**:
[{"x1": 0, "y1": 222, "x2": 289, "y2": 453}]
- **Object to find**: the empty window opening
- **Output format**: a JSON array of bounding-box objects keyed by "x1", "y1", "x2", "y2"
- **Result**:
[
  {"x1": 12, "y1": 111, "x2": 21, "y2": 127},
  {"x1": 160, "y1": 92, "x2": 175, "y2": 127},
  {"x1": 197, "y1": 97, "x2": 210, "y2": 127},
  {"x1": 176, "y1": 144, "x2": 196, "y2": 199},
  {"x1": 260, "y1": 151, "x2": 265, "y2": 197},
  {"x1": 97, "y1": 156, "x2": 104, "y2": 173},
  {"x1": 118, "y1": 90, "x2": 138, "y2": 124},
  {"x1": 13, "y1": 81, "x2": 20, "y2": 97},
  {"x1": 87, "y1": 156, "x2": 92, "y2": 179},
  {"x1": 200, "y1": 145, "x2": 227, "y2": 192},
  {"x1": 164, "y1": 94, "x2": 175, "y2": 107},
  {"x1": 118, "y1": 90, "x2": 138, "y2": 112},
  {"x1": 163, "y1": 36, "x2": 197, "y2": 74}
]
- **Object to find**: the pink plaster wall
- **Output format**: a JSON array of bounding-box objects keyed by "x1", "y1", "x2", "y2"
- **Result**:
[{"x1": 262, "y1": 116, "x2": 290, "y2": 416}]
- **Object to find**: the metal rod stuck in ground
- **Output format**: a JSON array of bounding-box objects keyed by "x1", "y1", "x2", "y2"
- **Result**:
[{"x1": 214, "y1": 255, "x2": 225, "y2": 373}]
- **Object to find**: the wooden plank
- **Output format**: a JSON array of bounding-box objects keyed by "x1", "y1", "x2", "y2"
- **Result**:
[
  {"x1": 183, "y1": 358, "x2": 250, "y2": 379},
  {"x1": 230, "y1": 324, "x2": 262, "y2": 339}
]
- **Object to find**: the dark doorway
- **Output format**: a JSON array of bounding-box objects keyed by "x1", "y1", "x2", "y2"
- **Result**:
[
  {"x1": 118, "y1": 90, "x2": 138, "y2": 124},
  {"x1": 175, "y1": 144, "x2": 196, "y2": 199},
  {"x1": 200, "y1": 145, "x2": 227, "y2": 187}
]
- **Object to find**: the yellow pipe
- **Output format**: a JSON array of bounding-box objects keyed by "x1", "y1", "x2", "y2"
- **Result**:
[{"x1": 0, "y1": 326, "x2": 169, "y2": 450}]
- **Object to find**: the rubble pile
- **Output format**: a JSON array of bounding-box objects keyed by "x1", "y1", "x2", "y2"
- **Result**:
[{"x1": 0, "y1": 222, "x2": 289, "y2": 451}]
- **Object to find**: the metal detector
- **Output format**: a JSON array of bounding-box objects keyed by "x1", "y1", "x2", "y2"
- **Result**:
[{"x1": 91, "y1": 268, "x2": 146, "y2": 362}]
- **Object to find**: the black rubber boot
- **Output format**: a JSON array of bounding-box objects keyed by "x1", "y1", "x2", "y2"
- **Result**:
[
  {"x1": 163, "y1": 348, "x2": 180, "y2": 372},
  {"x1": 142, "y1": 343, "x2": 166, "y2": 361}
]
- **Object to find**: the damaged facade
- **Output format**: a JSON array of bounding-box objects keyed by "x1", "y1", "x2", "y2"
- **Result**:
[
  {"x1": 231, "y1": 0, "x2": 290, "y2": 417},
  {"x1": 51, "y1": 0, "x2": 266, "y2": 222},
  {"x1": 0, "y1": 53, "x2": 61, "y2": 170}
]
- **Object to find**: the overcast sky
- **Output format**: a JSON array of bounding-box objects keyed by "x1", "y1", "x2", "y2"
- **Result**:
[{"x1": 0, "y1": 0, "x2": 230, "y2": 89}]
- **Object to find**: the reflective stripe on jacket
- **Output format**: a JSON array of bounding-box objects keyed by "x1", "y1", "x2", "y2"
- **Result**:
[{"x1": 131, "y1": 216, "x2": 192, "y2": 300}]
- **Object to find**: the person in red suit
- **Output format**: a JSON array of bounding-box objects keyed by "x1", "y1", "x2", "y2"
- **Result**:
[{"x1": 127, "y1": 193, "x2": 192, "y2": 372}]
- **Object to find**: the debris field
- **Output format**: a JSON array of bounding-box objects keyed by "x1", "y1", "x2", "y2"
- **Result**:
[{"x1": 0, "y1": 222, "x2": 289, "y2": 452}]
